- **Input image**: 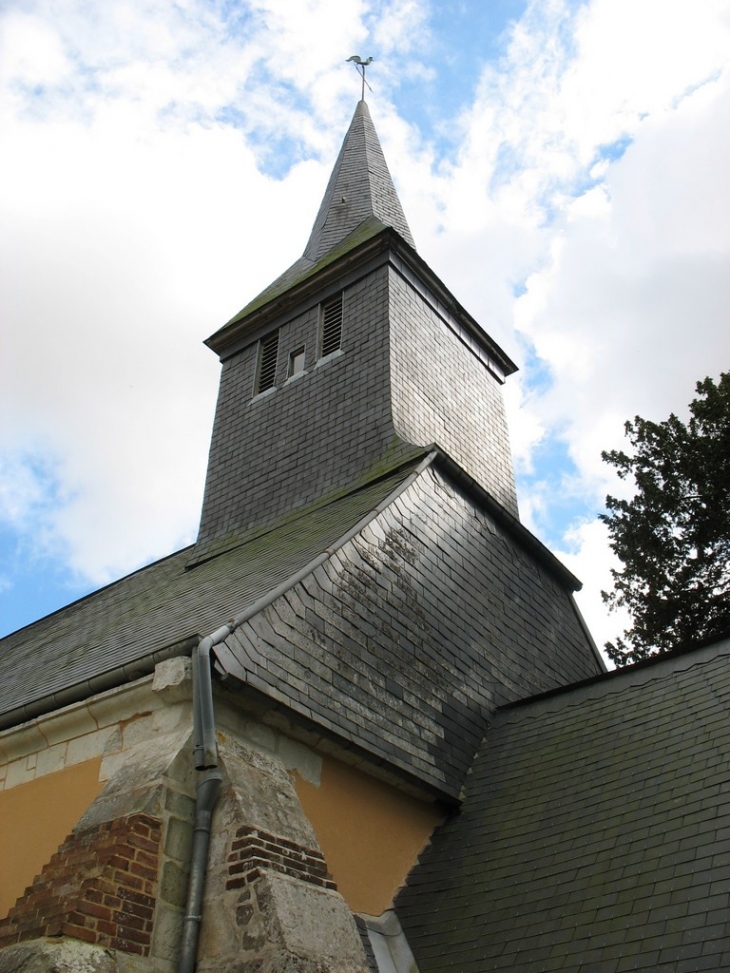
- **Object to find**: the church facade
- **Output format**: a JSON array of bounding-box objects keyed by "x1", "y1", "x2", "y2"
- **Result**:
[{"x1": 1, "y1": 101, "x2": 729, "y2": 973}]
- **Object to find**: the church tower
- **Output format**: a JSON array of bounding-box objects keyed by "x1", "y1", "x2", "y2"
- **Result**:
[
  {"x1": 193, "y1": 100, "x2": 519, "y2": 562},
  {"x1": 0, "y1": 98, "x2": 606, "y2": 973}
]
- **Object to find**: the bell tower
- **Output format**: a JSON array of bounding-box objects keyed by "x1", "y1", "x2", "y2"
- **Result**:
[{"x1": 193, "y1": 101, "x2": 518, "y2": 563}]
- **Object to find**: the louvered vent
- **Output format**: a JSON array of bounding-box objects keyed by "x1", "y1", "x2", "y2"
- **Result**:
[
  {"x1": 320, "y1": 293, "x2": 343, "y2": 358},
  {"x1": 257, "y1": 330, "x2": 279, "y2": 393}
]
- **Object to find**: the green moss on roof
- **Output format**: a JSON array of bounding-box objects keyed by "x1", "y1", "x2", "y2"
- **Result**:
[
  {"x1": 188, "y1": 439, "x2": 426, "y2": 566},
  {"x1": 222, "y1": 216, "x2": 391, "y2": 330}
]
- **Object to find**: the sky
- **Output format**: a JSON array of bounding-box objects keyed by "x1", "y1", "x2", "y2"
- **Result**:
[{"x1": 1, "y1": 0, "x2": 729, "y2": 660}]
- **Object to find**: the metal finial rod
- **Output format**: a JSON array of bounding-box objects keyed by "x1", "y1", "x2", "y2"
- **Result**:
[{"x1": 346, "y1": 55, "x2": 374, "y2": 100}]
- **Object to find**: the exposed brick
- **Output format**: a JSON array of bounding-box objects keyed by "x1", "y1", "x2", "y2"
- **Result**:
[
  {"x1": 61, "y1": 923, "x2": 97, "y2": 944},
  {"x1": 227, "y1": 826, "x2": 336, "y2": 891},
  {"x1": 0, "y1": 813, "x2": 161, "y2": 957},
  {"x1": 110, "y1": 938, "x2": 146, "y2": 955},
  {"x1": 76, "y1": 901, "x2": 112, "y2": 921}
]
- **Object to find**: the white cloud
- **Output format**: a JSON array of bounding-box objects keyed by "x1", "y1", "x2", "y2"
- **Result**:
[
  {"x1": 502, "y1": 5, "x2": 730, "y2": 647},
  {"x1": 557, "y1": 518, "x2": 630, "y2": 665},
  {"x1": 0, "y1": 108, "x2": 328, "y2": 581},
  {"x1": 516, "y1": 68, "x2": 730, "y2": 465},
  {"x1": 392, "y1": 0, "x2": 730, "y2": 649},
  {"x1": 0, "y1": 11, "x2": 73, "y2": 89}
]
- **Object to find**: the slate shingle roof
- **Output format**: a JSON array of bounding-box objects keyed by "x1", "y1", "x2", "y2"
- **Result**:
[
  {"x1": 397, "y1": 636, "x2": 730, "y2": 971},
  {"x1": 0, "y1": 459, "x2": 423, "y2": 730},
  {"x1": 303, "y1": 99, "x2": 415, "y2": 261}
]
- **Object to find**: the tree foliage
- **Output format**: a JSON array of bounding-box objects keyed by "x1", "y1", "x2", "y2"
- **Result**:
[{"x1": 601, "y1": 373, "x2": 730, "y2": 666}]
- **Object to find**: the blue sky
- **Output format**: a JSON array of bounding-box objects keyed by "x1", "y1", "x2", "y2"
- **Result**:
[{"x1": 1, "y1": 0, "x2": 729, "y2": 654}]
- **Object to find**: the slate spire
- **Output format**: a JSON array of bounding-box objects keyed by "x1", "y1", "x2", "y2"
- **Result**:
[
  {"x1": 303, "y1": 100, "x2": 415, "y2": 262},
  {"x1": 220, "y1": 100, "x2": 416, "y2": 328}
]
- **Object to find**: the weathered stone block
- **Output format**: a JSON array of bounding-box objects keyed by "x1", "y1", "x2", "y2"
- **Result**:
[
  {"x1": 254, "y1": 871, "x2": 366, "y2": 968},
  {"x1": 152, "y1": 658, "x2": 192, "y2": 702},
  {"x1": 163, "y1": 815, "x2": 192, "y2": 864},
  {"x1": 0, "y1": 939, "x2": 123, "y2": 973},
  {"x1": 159, "y1": 859, "x2": 189, "y2": 909},
  {"x1": 198, "y1": 871, "x2": 367, "y2": 973}
]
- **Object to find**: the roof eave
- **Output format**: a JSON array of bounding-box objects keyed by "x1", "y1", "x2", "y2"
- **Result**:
[{"x1": 205, "y1": 226, "x2": 518, "y2": 379}]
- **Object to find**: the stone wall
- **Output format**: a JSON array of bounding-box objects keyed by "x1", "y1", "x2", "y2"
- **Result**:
[
  {"x1": 0, "y1": 664, "x2": 378, "y2": 973},
  {"x1": 0, "y1": 660, "x2": 193, "y2": 917},
  {"x1": 197, "y1": 738, "x2": 367, "y2": 973}
]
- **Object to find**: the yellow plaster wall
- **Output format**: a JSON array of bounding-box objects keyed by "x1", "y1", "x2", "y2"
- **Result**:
[
  {"x1": 0, "y1": 757, "x2": 104, "y2": 916},
  {"x1": 294, "y1": 755, "x2": 445, "y2": 915}
]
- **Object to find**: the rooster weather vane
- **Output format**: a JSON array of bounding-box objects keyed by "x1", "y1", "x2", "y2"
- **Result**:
[{"x1": 347, "y1": 55, "x2": 374, "y2": 100}]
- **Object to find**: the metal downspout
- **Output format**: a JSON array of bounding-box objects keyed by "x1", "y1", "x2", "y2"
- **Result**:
[
  {"x1": 178, "y1": 768, "x2": 221, "y2": 973},
  {"x1": 178, "y1": 625, "x2": 231, "y2": 973},
  {"x1": 176, "y1": 453, "x2": 438, "y2": 972}
]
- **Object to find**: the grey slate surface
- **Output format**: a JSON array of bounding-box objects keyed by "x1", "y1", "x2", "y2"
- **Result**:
[
  {"x1": 397, "y1": 637, "x2": 730, "y2": 971},
  {"x1": 389, "y1": 265, "x2": 519, "y2": 517},
  {"x1": 0, "y1": 450, "x2": 600, "y2": 801},
  {"x1": 215, "y1": 461, "x2": 602, "y2": 799},
  {"x1": 303, "y1": 99, "x2": 415, "y2": 261},
  {"x1": 0, "y1": 462, "x2": 421, "y2": 729},
  {"x1": 196, "y1": 263, "x2": 421, "y2": 551}
]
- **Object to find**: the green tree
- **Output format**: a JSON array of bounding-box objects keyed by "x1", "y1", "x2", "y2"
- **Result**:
[{"x1": 601, "y1": 372, "x2": 730, "y2": 666}]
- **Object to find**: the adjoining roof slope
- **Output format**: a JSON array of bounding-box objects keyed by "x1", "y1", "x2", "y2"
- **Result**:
[
  {"x1": 397, "y1": 635, "x2": 730, "y2": 971},
  {"x1": 0, "y1": 459, "x2": 423, "y2": 730}
]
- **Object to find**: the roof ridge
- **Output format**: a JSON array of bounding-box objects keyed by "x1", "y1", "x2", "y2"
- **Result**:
[
  {"x1": 186, "y1": 445, "x2": 429, "y2": 568},
  {"x1": 496, "y1": 632, "x2": 730, "y2": 719}
]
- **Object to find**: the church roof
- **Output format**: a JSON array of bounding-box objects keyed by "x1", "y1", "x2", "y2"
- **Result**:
[
  {"x1": 0, "y1": 444, "x2": 600, "y2": 800},
  {"x1": 396, "y1": 634, "x2": 730, "y2": 971},
  {"x1": 0, "y1": 458, "x2": 423, "y2": 732}
]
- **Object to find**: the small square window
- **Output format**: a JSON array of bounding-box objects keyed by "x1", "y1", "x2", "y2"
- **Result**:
[{"x1": 288, "y1": 347, "x2": 306, "y2": 378}]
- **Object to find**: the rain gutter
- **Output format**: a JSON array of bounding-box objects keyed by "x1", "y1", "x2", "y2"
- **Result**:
[{"x1": 0, "y1": 637, "x2": 200, "y2": 732}]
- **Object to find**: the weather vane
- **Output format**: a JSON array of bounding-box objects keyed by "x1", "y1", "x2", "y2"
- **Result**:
[{"x1": 347, "y1": 55, "x2": 374, "y2": 100}]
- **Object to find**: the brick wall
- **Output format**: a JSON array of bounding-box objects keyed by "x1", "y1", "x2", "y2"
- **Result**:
[
  {"x1": 226, "y1": 826, "x2": 336, "y2": 891},
  {"x1": 0, "y1": 813, "x2": 160, "y2": 956}
]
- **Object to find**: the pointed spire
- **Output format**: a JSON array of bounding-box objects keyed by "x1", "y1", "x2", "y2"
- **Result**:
[
  {"x1": 303, "y1": 100, "x2": 415, "y2": 262},
  {"x1": 216, "y1": 101, "x2": 416, "y2": 333}
]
